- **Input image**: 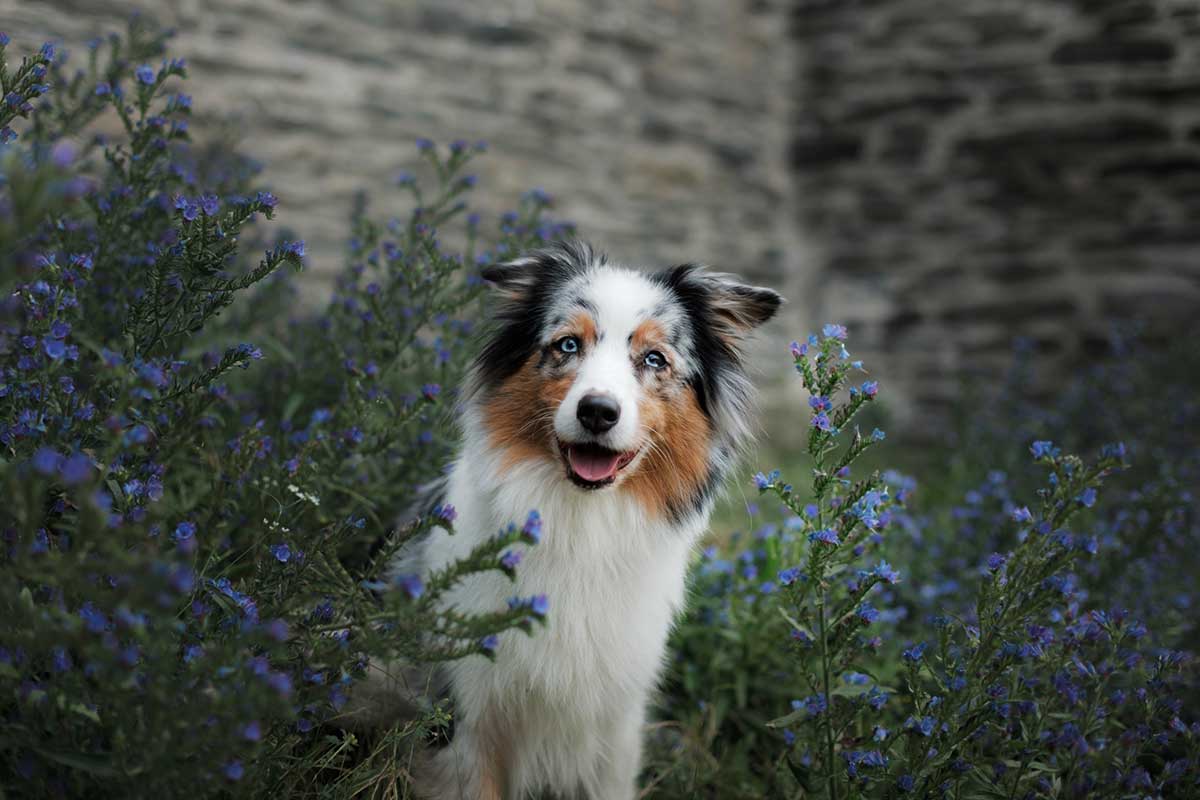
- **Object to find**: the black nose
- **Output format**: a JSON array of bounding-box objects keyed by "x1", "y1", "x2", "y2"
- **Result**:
[{"x1": 577, "y1": 393, "x2": 620, "y2": 434}]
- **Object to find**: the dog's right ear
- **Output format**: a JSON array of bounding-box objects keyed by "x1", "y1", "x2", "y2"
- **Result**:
[{"x1": 480, "y1": 256, "x2": 541, "y2": 304}]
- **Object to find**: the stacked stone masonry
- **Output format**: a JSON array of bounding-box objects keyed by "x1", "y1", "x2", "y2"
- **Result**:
[{"x1": 4, "y1": 0, "x2": 1198, "y2": 432}]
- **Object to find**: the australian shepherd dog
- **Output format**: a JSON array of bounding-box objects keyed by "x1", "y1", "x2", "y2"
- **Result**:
[{"x1": 368, "y1": 240, "x2": 781, "y2": 799}]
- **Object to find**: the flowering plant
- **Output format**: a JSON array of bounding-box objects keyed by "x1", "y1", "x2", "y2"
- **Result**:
[
  {"x1": 653, "y1": 329, "x2": 1198, "y2": 799},
  {"x1": 0, "y1": 24, "x2": 567, "y2": 797}
]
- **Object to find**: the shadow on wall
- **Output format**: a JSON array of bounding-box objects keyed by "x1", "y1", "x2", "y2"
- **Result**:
[{"x1": 789, "y1": 0, "x2": 1200, "y2": 427}]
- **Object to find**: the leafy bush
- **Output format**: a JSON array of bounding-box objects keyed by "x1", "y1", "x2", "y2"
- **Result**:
[
  {"x1": 650, "y1": 330, "x2": 1199, "y2": 798},
  {"x1": 0, "y1": 24, "x2": 568, "y2": 798}
]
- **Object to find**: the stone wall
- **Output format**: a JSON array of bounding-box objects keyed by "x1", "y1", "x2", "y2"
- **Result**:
[
  {"x1": 790, "y1": 0, "x2": 1200, "y2": 419},
  {"x1": 6, "y1": 0, "x2": 1200, "y2": 433},
  {"x1": 0, "y1": 0, "x2": 804, "y2": 297}
]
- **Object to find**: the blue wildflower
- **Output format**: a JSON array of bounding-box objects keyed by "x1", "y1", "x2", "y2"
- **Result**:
[
  {"x1": 32, "y1": 447, "x2": 61, "y2": 475},
  {"x1": 396, "y1": 574, "x2": 424, "y2": 600},
  {"x1": 43, "y1": 336, "x2": 66, "y2": 360},
  {"x1": 135, "y1": 64, "x2": 156, "y2": 85},
  {"x1": 521, "y1": 510, "x2": 543, "y2": 544},
  {"x1": 874, "y1": 560, "x2": 900, "y2": 583},
  {"x1": 822, "y1": 323, "x2": 847, "y2": 340},
  {"x1": 1030, "y1": 440, "x2": 1059, "y2": 459},
  {"x1": 270, "y1": 543, "x2": 291, "y2": 563},
  {"x1": 809, "y1": 528, "x2": 840, "y2": 546},
  {"x1": 902, "y1": 642, "x2": 928, "y2": 663}
]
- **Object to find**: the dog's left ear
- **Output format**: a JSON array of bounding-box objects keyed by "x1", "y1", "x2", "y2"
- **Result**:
[
  {"x1": 702, "y1": 273, "x2": 784, "y2": 335},
  {"x1": 480, "y1": 256, "x2": 541, "y2": 304}
]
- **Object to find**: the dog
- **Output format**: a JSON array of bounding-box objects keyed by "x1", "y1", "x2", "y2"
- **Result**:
[{"x1": 374, "y1": 240, "x2": 780, "y2": 799}]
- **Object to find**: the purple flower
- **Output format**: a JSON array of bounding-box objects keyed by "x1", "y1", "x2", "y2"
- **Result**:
[
  {"x1": 873, "y1": 560, "x2": 900, "y2": 583},
  {"x1": 270, "y1": 543, "x2": 291, "y2": 563},
  {"x1": 986, "y1": 553, "x2": 1008, "y2": 572},
  {"x1": 529, "y1": 594, "x2": 549, "y2": 617},
  {"x1": 135, "y1": 65, "x2": 156, "y2": 85},
  {"x1": 1030, "y1": 440, "x2": 1059, "y2": 459},
  {"x1": 61, "y1": 453, "x2": 92, "y2": 485},
  {"x1": 32, "y1": 447, "x2": 61, "y2": 475},
  {"x1": 811, "y1": 412, "x2": 832, "y2": 432},
  {"x1": 416, "y1": 138, "x2": 435, "y2": 152},
  {"x1": 778, "y1": 566, "x2": 802, "y2": 585},
  {"x1": 809, "y1": 528, "x2": 840, "y2": 546},
  {"x1": 500, "y1": 550, "x2": 522, "y2": 571},
  {"x1": 396, "y1": 573, "x2": 423, "y2": 600},
  {"x1": 861, "y1": 380, "x2": 879, "y2": 398},
  {"x1": 521, "y1": 510, "x2": 543, "y2": 544},
  {"x1": 173, "y1": 521, "x2": 196, "y2": 542},
  {"x1": 792, "y1": 693, "x2": 827, "y2": 717},
  {"x1": 857, "y1": 603, "x2": 880, "y2": 624},
  {"x1": 479, "y1": 634, "x2": 499, "y2": 653},
  {"x1": 200, "y1": 194, "x2": 219, "y2": 216},
  {"x1": 421, "y1": 383, "x2": 441, "y2": 400},
  {"x1": 1076, "y1": 487, "x2": 1097, "y2": 508},
  {"x1": 822, "y1": 323, "x2": 847, "y2": 340},
  {"x1": 433, "y1": 503, "x2": 457, "y2": 524},
  {"x1": 902, "y1": 642, "x2": 928, "y2": 663},
  {"x1": 1011, "y1": 506, "x2": 1033, "y2": 523},
  {"x1": 223, "y1": 761, "x2": 244, "y2": 781},
  {"x1": 241, "y1": 721, "x2": 262, "y2": 741},
  {"x1": 43, "y1": 336, "x2": 66, "y2": 360}
]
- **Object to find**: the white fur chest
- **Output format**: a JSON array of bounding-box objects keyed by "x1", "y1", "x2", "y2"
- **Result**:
[{"x1": 416, "y1": 439, "x2": 707, "y2": 796}]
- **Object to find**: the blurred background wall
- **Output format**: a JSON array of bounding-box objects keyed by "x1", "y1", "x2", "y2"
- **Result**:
[{"x1": 4, "y1": 0, "x2": 1198, "y2": 435}]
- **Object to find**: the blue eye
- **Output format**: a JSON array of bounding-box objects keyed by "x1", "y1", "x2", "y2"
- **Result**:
[
  {"x1": 644, "y1": 351, "x2": 667, "y2": 370},
  {"x1": 557, "y1": 336, "x2": 580, "y2": 354}
]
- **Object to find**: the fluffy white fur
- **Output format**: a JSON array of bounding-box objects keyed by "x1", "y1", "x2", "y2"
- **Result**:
[{"x1": 417, "y1": 410, "x2": 703, "y2": 799}]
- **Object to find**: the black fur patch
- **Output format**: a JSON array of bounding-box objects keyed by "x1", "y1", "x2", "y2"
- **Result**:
[
  {"x1": 474, "y1": 241, "x2": 599, "y2": 392},
  {"x1": 649, "y1": 264, "x2": 744, "y2": 423}
]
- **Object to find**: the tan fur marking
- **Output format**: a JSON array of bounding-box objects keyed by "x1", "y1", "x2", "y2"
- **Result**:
[
  {"x1": 548, "y1": 311, "x2": 598, "y2": 348},
  {"x1": 627, "y1": 385, "x2": 711, "y2": 516},
  {"x1": 630, "y1": 319, "x2": 667, "y2": 356},
  {"x1": 483, "y1": 354, "x2": 565, "y2": 470},
  {"x1": 573, "y1": 311, "x2": 598, "y2": 346}
]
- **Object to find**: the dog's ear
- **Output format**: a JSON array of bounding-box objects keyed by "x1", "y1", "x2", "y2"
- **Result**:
[
  {"x1": 700, "y1": 272, "x2": 784, "y2": 336},
  {"x1": 480, "y1": 256, "x2": 541, "y2": 304}
]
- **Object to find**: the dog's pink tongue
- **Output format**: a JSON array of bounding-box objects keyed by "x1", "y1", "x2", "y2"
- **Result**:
[{"x1": 568, "y1": 447, "x2": 622, "y2": 482}]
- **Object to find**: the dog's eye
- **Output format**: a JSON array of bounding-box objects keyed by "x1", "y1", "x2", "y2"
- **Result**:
[
  {"x1": 644, "y1": 350, "x2": 667, "y2": 370},
  {"x1": 556, "y1": 336, "x2": 580, "y2": 355}
]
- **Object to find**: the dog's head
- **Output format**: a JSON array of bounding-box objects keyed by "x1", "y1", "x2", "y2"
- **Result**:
[{"x1": 469, "y1": 241, "x2": 781, "y2": 520}]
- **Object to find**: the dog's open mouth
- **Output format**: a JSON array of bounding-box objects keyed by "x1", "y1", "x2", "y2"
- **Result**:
[{"x1": 558, "y1": 440, "x2": 639, "y2": 489}]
